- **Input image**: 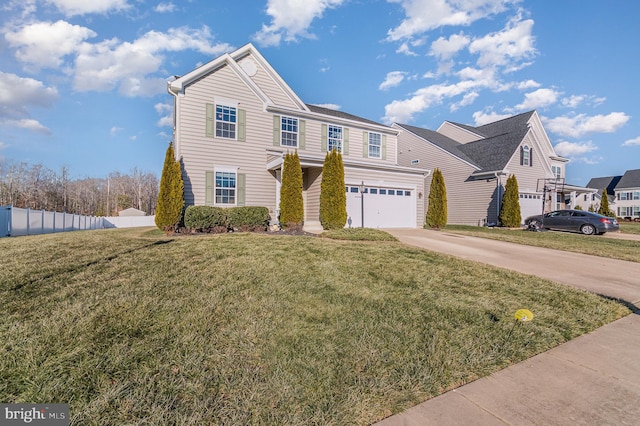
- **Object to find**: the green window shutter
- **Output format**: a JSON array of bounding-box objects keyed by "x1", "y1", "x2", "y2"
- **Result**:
[
  {"x1": 381, "y1": 135, "x2": 387, "y2": 160},
  {"x1": 273, "y1": 115, "x2": 281, "y2": 146},
  {"x1": 237, "y1": 173, "x2": 246, "y2": 206},
  {"x1": 238, "y1": 109, "x2": 246, "y2": 142},
  {"x1": 321, "y1": 123, "x2": 328, "y2": 152},
  {"x1": 363, "y1": 132, "x2": 368, "y2": 157},
  {"x1": 299, "y1": 119, "x2": 306, "y2": 149},
  {"x1": 343, "y1": 128, "x2": 349, "y2": 155},
  {"x1": 205, "y1": 171, "x2": 214, "y2": 205},
  {"x1": 206, "y1": 104, "x2": 215, "y2": 138}
]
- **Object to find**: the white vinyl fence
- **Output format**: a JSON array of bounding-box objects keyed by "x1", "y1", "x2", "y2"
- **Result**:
[{"x1": 0, "y1": 205, "x2": 156, "y2": 237}]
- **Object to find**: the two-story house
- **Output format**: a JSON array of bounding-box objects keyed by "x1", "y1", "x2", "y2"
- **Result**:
[
  {"x1": 613, "y1": 169, "x2": 640, "y2": 219},
  {"x1": 394, "y1": 112, "x2": 588, "y2": 226},
  {"x1": 167, "y1": 43, "x2": 429, "y2": 230}
]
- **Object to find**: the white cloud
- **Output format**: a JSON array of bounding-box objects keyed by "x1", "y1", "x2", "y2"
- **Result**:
[
  {"x1": 623, "y1": 136, "x2": 640, "y2": 147},
  {"x1": 73, "y1": 26, "x2": 232, "y2": 96},
  {"x1": 396, "y1": 42, "x2": 418, "y2": 56},
  {"x1": 45, "y1": 0, "x2": 130, "y2": 16},
  {"x1": 468, "y1": 14, "x2": 536, "y2": 71},
  {"x1": 310, "y1": 103, "x2": 341, "y2": 110},
  {"x1": 450, "y1": 91, "x2": 478, "y2": 111},
  {"x1": 2, "y1": 118, "x2": 51, "y2": 134},
  {"x1": 155, "y1": 102, "x2": 173, "y2": 127},
  {"x1": 110, "y1": 126, "x2": 124, "y2": 136},
  {"x1": 514, "y1": 88, "x2": 560, "y2": 111},
  {"x1": 0, "y1": 73, "x2": 58, "y2": 132},
  {"x1": 561, "y1": 95, "x2": 585, "y2": 108},
  {"x1": 5, "y1": 20, "x2": 96, "y2": 69},
  {"x1": 379, "y1": 71, "x2": 408, "y2": 90},
  {"x1": 253, "y1": 0, "x2": 346, "y2": 47},
  {"x1": 473, "y1": 109, "x2": 511, "y2": 125},
  {"x1": 155, "y1": 2, "x2": 177, "y2": 13},
  {"x1": 429, "y1": 32, "x2": 470, "y2": 60},
  {"x1": 553, "y1": 140, "x2": 597, "y2": 157},
  {"x1": 516, "y1": 80, "x2": 540, "y2": 90},
  {"x1": 544, "y1": 112, "x2": 630, "y2": 138},
  {"x1": 387, "y1": 0, "x2": 514, "y2": 41}
]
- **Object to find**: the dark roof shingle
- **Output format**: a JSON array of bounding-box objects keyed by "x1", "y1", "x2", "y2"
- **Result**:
[{"x1": 616, "y1": 169, "x2": 640, "y2": 189}]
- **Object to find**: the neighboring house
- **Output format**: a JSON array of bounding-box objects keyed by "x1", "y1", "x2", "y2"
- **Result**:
[
  {"x1": 394, "y1": 111, "x2": 590, "y2": 226},
  {"x1": 584, "y1": 175, "x2": 620, "y2": 212},
  {"x1": 118, "y1": 207, "x2": 147, "y2": 216},
  {"x1": 167, "y1": 43, "x2": 429, "y2": 230},
  {"x1": 613, "y1": 169, "x2": 640, "y2": 219}
]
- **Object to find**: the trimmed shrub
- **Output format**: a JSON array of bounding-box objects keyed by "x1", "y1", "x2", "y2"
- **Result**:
[
  {"x1": 279, "y1": 151, "x2": 304, "y2": 228},
  {"x1": 598, "y1": 189, "x2": 616, "y2": 217},
  {"x1": 319, "y1": 149, "x2": 347, "y2": 230},
  {"x1": 227, "y1": 206, "x2": 270, "y2": 231},
  {"x1": 184, "y1": 206, "x2": 228, "y2": 232},
  {"x1": 426, "y1": 168, "x2": 447, "y2": 229},
  {"x1": 155, "y1": 142, "x2": 184, "y2": 231},
  {"x1": 499, "y1": 174, "x2": 522, "y2": 227}
]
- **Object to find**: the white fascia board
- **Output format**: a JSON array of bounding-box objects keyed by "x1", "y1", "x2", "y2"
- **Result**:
[
  {"x1": 268, "y1": 106, "x2": 397, "y2": 135},
  {"x1": 236, "y1": 43, "x2": 308, "y2": 112}
]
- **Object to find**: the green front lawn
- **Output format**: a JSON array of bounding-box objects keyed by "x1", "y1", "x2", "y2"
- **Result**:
[
  {"x1": 0, "y1": 229, "x2": 629, "y2": 424},
  {"x1": 444, "y1": 225, "x2": 640, "y2": 263}
]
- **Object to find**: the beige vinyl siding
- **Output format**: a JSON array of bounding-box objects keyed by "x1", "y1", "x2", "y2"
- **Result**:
[
  {"x1": 396, "y1": 127, "x2": 496, "y2": 226},
  {"x1": 437, "y1": 122, "x2": 483, "y2": 143},
  {"x1": 506, "y1": 134, "x2": 548, "y2": 194},
  {"x1": 237, "y1": 55, "x2": 298, "y2": 109},
  {"x1": 178, "y1": 63, "x2": 278, "y2": 212}
]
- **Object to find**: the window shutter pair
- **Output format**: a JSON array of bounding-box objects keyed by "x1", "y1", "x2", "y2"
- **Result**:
[
  {"x1": 205, "y1": 171, "x2": 246, "y2": 206},
  {"x1": 205, "y1": 103, "x2": 246, "y2": 141},
  {"x1": 320, "y1": 124, "x2": 348, "y2": 154},
  {"x1": 273, "y1": 115, "x2": 305, "y2": 148},
  {"x1": 362, "y1": 132, "x2": 386, "y2": 159}
]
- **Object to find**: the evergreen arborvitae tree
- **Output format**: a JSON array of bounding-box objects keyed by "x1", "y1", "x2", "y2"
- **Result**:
[
  {"x1": 155, "y1": 142, "x2": 184, "y2": 231},
  {"x1": 279, "y1": 151, "x2": 304, "y2": 228},
  {"x1": 425, "y1": 168, "x2": 447, "y2": 229},
  {"x1": 598, "y1": 188, "x2": 612, "y2": 217},
  {"x1": 499, "y1": 174, "x2": 522, "y2": 227},
  {"x1": 319, "y1": 149, "x2": 347, "y2": 229}
]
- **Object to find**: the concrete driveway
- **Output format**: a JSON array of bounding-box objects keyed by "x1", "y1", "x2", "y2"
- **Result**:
[{"x1": 375, "y1": 228, "x2": 640, "y2": 426}]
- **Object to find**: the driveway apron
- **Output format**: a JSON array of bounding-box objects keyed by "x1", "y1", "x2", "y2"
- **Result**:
[{"x1": 374, "y1": 228, "x2": 640, "y2": 426}]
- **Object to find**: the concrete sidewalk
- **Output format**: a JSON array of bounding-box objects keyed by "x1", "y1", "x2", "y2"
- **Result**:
[{"x1": 375, "y1": 229, "x2": 640, "y2": 426}]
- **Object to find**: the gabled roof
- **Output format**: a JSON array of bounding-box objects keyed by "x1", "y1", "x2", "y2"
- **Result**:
[
  {"x1": 306, "y1": 104, "x2": 388, "y2": 128},
  {"x1": 395, "y1": 123, "x2": 479, "y2": 168},
  {"x1": 401, "y1": 111, "x2": 536, "y2": 175},
  {"x1": 586, "y1": 176, "x2": 621, "y2": 196},
  {"x1": 616, "y1": 169, "x2": 640, "y2": 189}
]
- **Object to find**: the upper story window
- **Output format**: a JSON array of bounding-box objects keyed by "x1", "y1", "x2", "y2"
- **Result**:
[
  {"x1": 281, "y1": 116, "x2": 298, "y2": 147},
  {"x1": 551, "y1": 165, "x2": 562, "y2": 179},
  {"x1": 522, "y1": 145, "x2": 530, "y2": 166},
  {"x1": 368, "y1": 132, "x2": 381, "y2": 158},
  {"x1": 328, "y1": 125, "x2": 343, "y2": 152},
  {"x1": 215, "y1": 105, "x2": 236, "y2": 139}
]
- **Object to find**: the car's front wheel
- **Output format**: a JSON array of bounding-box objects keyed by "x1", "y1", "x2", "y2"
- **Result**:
[{"x1": 580, "y1": 224, "x2": 596, "y2": 235}]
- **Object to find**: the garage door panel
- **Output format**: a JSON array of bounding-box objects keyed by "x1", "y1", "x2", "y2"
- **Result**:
[
  {"x1": 520, "y1": 193, "x2": 543, "y2": 223},
  {"x1": 346, "y1": 185, "x2": 415, "y2": 228}
]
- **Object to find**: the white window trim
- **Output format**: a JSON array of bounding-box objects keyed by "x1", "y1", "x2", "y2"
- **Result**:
[
  {"x1": 368, "y1": 131, "x2": 382, "y2": 159},
  {"x1": 523, "y1": 145, "x2": 530, "y2": 166},
  {"x1": 214, "y1": 165, "x2": 238, "y2": 206},
  {"x1": 214, "y1": 104, "x2": 238, "y2": 140},
  {"x1": 328, "y1": 124, "x2": 343, "y2": 152},
  {"x1": 281, "y1": 116, "x2": 298, "y2": 148}
]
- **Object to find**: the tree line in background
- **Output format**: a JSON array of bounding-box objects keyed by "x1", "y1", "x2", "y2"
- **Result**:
[{"x1": 0, "y1": 160, "x2": 159, "y2": 216}]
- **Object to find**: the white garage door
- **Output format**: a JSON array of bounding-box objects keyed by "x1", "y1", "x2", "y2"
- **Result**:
[
  {"x1": 519, "y1": 193, "x2": 543, "y2": 223},
  {"x1": 346, "y1": 185, "x2": 415, "y2": 228}
]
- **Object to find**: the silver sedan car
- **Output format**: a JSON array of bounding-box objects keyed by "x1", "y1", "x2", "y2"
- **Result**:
[{"x1": 524, "y1": 209, "x2": 619, "y2": 235}]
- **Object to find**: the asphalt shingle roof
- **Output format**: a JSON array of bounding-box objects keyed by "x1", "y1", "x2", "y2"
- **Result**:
[
  {"x1": 616, "y1": 169, "x2": 640, "y2": 189},
  {"x1": 306, "y1": 104, "x2": 387, "y2": 128},
  {"x1": 395, "y1": 123, "x2": 479, "y2": 167},
  {"x1": 586, "y1": 176, "x2": 621, "y2": 196},
  {"x1": 408, "y1": 111, "x2": 536, "y2": 173}
]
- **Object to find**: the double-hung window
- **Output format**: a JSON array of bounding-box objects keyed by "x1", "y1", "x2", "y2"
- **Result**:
[
  {"x1": 328, "y1": 125, "x2": 342, "y2": 152},
  {"x1": 368, "y1": 132, "x2": 381, "y2": 158},
  {"x1": 281, "y1": 116, "x2": 298, "y2": 147},
  {"x1": 215, "y1": 169, "x2": 236, "y2": 205},
  {"x1": 522, "y1": 145, "x2": 530, "y2": 166},
  {"x1": 215, "y1": 105, "x2": 236, "y2": 139}
]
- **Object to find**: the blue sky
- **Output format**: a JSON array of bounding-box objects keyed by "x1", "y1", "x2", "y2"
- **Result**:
[{"x1": 1, "y1": 0, "x2": 638, "y2": 185}]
